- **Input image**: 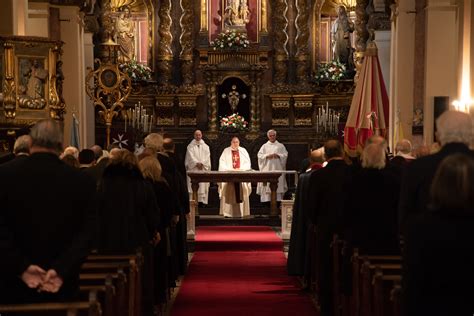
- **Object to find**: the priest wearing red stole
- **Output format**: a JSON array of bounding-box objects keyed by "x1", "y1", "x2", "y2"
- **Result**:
[{"x1": 218, "y1": 136, "x2": 252, "y2": 217}]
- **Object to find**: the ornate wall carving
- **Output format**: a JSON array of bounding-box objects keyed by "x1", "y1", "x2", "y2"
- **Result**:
[
  {"x1": 179, "y1": 0, "x2": 195, "y2": 85},
  {"x1": 157, "y1": 0, "x2": 173, "y2": 85},
  {"x1": 273, "y1": 0, "x2": 289, "y2": 84},
  {"x1": 295, "y1": 0, "x2": 310, "y2": 84}
]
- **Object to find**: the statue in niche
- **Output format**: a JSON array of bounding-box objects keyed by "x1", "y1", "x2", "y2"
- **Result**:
[
  {"x1": 331, "y1": 6, "x2": 355, "y2": 70},
  {"x1": 115, "y1": 6, "x2": 135, "y2": 62},
  {"x1": 18, "y1": 59, "x2": 48, "y2": 109},
  {"x1": 223, "y1": 0, "x2": 250, "y2": 27}
]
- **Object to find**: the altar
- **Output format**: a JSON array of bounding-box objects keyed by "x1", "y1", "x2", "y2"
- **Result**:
[{"x1": 188, "y1": 170, "x2": 283, "y2": 217}]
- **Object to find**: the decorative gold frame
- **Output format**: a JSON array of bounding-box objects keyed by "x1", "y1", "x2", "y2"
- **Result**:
[{"x1": 0, "y1": 36, "x2": 64, "y2": 122}]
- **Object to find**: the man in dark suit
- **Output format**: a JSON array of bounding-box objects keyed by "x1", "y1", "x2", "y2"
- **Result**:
[
  {"x1": 0, "y1": 134, "x2": 32, "y2": 167},
  {"x1": 0, "y1": 119, "x2": 97, "y2": 303},
  {"x1": 398, "y1": 110, "x2": 473, "y2": 229},
  {"x1": 288, "y1": 149, "x2": 325, "y2": 280},
  {"x1": 308, "y1": 140, "x2": 352, "y2": 316}
]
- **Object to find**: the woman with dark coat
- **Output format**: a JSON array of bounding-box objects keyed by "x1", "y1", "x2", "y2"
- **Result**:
[
  {"x1": 139, "y1": 156, "x2": 178, "y2": 305},
  {"x1": 403, "y1": 153, "x2": 474, "y2": 316},
  {"x1": 97, "y1": 150, "x2": 160, "y2": 316}
]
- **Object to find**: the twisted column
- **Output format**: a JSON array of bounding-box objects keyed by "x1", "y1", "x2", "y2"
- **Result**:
[
  {"x1": 295, "y1": 0, "x2": 310, "y2": 84},
  {"x1": 180, "y1": 0, "x2": 195, "y2": 85},
  {"x1": 157, "y1": 0, "x2": 173, "y2": 85},
  {"x1": 273, "y1": 0, "x2": 289, "y2": 84}
]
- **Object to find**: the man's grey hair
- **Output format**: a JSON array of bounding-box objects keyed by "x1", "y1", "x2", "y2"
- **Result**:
[
  {"x1": 267, "y1": 129, "x2": 277, "y2": 137},
  {"x1": 362, "y1": 143, "x2": 386, "y2": 169},
  {"x1": 395, "y1": 139, "x2": 412, "y2": 155},
  {"x1": 13, "y1": 135, "x2": 32, "y2": 155},
  {"x1": 436, "y1": 110, "x2": 472, "y2": 146},
  {"x1": 144, "y1": 133, "x2": 164, "y2": 152},
  {"x1": 30, "y1": 119, "x2": 63, "y2": 153}
]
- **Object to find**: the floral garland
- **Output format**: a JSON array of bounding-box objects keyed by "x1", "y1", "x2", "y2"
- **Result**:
[
  {"x1": 314, "y1": 60, "x2": 346, "y2": 81},
  {"x1": 220, "y1": 113, "x2": 248, "y2": 131},
  {"x1": 210, "y1": 30, "x2": 250, "y2": 51},
  {"x1": 119, "y1": 59, "x2": 152, "y2": 81}
]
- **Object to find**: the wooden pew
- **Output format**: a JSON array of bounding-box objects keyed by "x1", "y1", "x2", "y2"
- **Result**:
[
  {"x1": 79, "y1": 274, "x2": 116, "y2": 316},
  {"x1": 372, "y1": 269, "x2": 402, "y2": 316},
  {"x1": 83, "y1": 252, "x2": 143, "y2": 316},
  {"x1": 331, "y1": 234, "x2": 345, "y2": 316},
  {"x1": 351, "y1": 249, "x2": 402, "y2": 316},
  {"x1": 359, "y1": 260, "x2": 401, "y2": 316},
  {"x1": 80, "y1": 272, "x2": 127, "y2": 316},
  {"x1": 0, "y1": 290, "x2": 102, "y2": 316}
]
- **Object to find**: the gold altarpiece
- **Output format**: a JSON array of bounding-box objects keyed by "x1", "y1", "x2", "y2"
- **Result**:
[{"x1": 0, "y1": 36, "x2": 64, "y2": 151}]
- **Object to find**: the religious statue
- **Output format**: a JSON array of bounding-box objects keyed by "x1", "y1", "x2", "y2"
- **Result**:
[
  {"x1": 223, "y1": 0, "x2": 251, "y2": 28},
  {"x1": 222, "y1": 85, "x2": 246, "y2": 112},
  {"x1": 115, "y1": 6, "x2": 135, "y2": 62},
  {"x1": 18, "y1": 59, "x2": 48, "y2": 109},
  {"x1": 26, "y1": 60, "x2": 47, "y2": 99},
  {"x1": 331, "y1": 6, "x2": 355, "y2": 70}
]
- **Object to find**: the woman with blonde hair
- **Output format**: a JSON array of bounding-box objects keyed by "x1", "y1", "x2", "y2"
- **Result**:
[{"x1": 139, "y1": 156, "x2": 178, "y2": 306}]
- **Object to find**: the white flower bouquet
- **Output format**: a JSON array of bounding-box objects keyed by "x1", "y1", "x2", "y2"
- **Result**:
[
  {"x1": 314, "y1": 60, "x2": 347, "y2": 81},
  {"x1": 119, "y1": 59, "x2": 152, "y2": 81},
  {"x1": 210, "y1": 30, "x2": 250, "y2": 51}
]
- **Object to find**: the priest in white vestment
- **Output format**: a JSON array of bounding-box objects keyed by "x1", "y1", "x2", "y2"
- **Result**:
[
  {"x1": 256, "y1": 129, "x2": 288, "y2": 202},
  {"x1": 218, "y1": 136, "x2": 252, "y2": 218},
  {"x1": 185, "y1": 130, "x2": 211, "y2": 204}
]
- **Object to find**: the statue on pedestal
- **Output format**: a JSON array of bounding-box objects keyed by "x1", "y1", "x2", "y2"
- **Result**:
[
  {"x1": 331, "y1": 6, "x2": 355, "y2": 71},
  {"x1": 115, "y1": 6, "x2": 135, "y2": 62},
  {"x1": 223, "y1": 0, "x2": 250, "y2": 29}
]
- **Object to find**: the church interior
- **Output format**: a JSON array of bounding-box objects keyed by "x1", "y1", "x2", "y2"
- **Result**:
[{"x1": 1, "y1": 0, "x2": 474, "y2": 315}]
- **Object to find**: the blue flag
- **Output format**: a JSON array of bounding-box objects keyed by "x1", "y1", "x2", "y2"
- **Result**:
[{"x1": 70, "y1": 113, "x2": 80, "y2": 148}]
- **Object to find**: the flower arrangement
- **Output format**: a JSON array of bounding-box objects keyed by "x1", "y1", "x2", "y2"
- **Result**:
[
  {"x1": 210, "y1": 30, "x2": 250, "y2": 51},
  {"x1": 119, "y1": 59, "x2": 152, "y2": 81},
  {"x1": 220, "y1": 113, "x2": 248, "y2": 132},
  {"x1": 314, "y1": 60, "x2": 347, "y2": 81}
]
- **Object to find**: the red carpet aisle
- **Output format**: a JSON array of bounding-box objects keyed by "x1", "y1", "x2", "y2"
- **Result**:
[{"x1": 171, "y1": 226, "x2": 316, "y2": 316}]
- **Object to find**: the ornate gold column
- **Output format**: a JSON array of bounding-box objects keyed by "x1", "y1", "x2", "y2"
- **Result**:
[
  {"x1": 48, "y1": 45, "x2": 65, "y2": 120},
  {"x1": 295, "y1": 0, "x2": 310, "y2": 84},
  {"x1": 180, "y1": 0, "x2": 195, "y2": 85},
  {"x1": 273, "y1": 0, "x2": 289, "y2": 84},
  {"x1": 207, "y1": 76, "x2": 218, "y2": 132},
  {"x1": 200, "y1": 0, "x2": 207, "y2": 32},
  {"x1": 157, "y1": 0, "x2": 173, "y2": 85},
  {"x1": 312, "y1": 0, "x2": 324, "y2": 71},
  {"x1": 261, "y1": 0, "x2": 268, "y2": 33},
  {"x1": 3, "y1": 42, "x2": 16, "y2": 119}
]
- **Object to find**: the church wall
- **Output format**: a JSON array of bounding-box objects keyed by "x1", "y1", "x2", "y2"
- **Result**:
[
  {"x1": 374, "y1": 30, "x2": 391, "y2": 98},
  {"x1": 83, "y1": 32, "x2": 96, "y2": 148},
  {"x1": 0, "y1": 1, "x2": 14, "y2": 36},
  {"x1": 15, "y1": 0, "x2": 28, "y2": 36},
  {"x1": 390, "y1": 0, "x2": 415, "y2": 147},
  {"x1": 26, "y1": 2, "x2": 49, "y2": 38},
  {"x1": 424, "y1": 0, "x2": 458, "y2": 145},
  {"x1": 59, "y1": 5, "x2": 88, "y2": 149}
]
